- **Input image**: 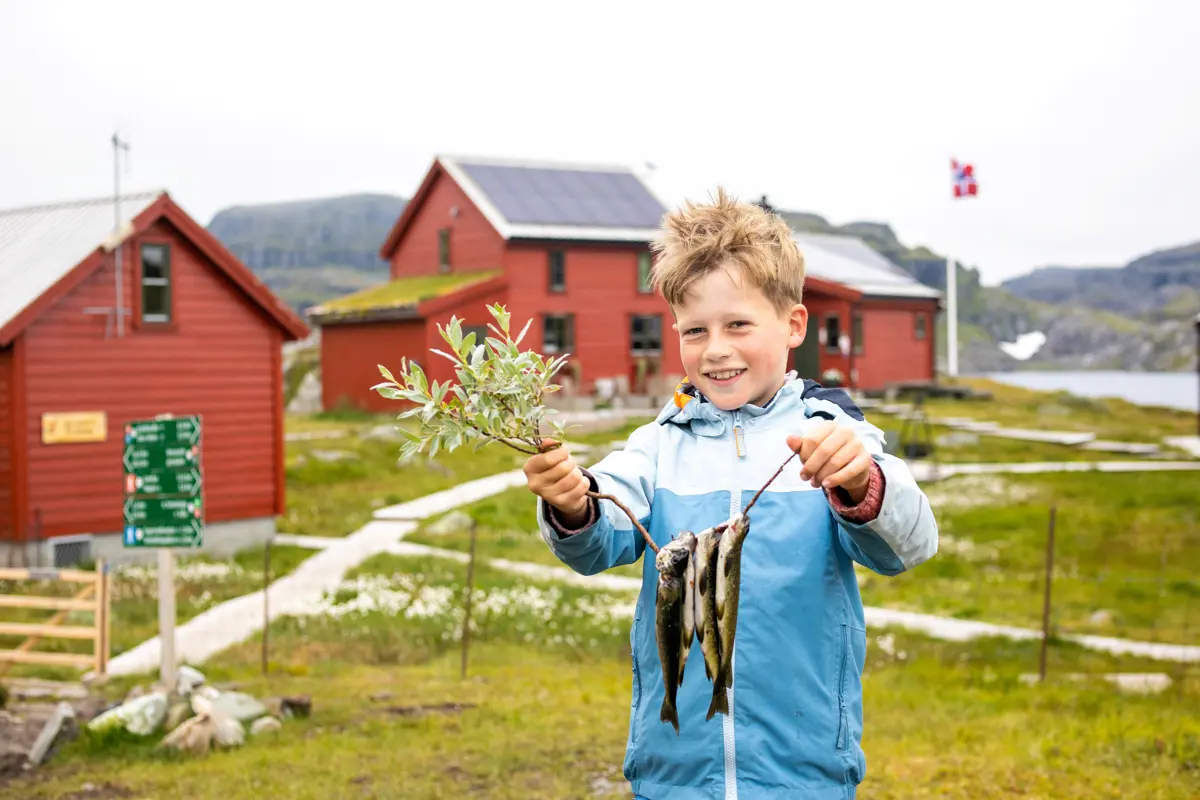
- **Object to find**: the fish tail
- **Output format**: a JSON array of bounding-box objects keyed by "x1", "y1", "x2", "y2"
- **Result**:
[
  {"x1": 660, "y1": 697, "x2": 680, "y2": 735},
  {"x1": 706, "y1": 684, "x2": 729, "y2": 721}
]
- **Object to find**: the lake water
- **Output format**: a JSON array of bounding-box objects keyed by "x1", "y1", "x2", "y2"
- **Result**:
[{"x1": 980, "y1": 371, "x2": 1198, "y2": 413}]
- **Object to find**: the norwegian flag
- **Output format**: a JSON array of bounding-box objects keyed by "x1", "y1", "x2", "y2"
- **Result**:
[{"x1": 951, "y1": 159, "x2": 978, "y2": 198}]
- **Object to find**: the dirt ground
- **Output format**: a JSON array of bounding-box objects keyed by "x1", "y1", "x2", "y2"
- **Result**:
[{"x1": 0, "y1": 696, "x2": 108, "y2": 787}]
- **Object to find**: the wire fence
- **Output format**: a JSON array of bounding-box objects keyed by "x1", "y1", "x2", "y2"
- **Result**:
[{"x1": 1027, "y1": 504, "x2": 1196, "y2": 690}]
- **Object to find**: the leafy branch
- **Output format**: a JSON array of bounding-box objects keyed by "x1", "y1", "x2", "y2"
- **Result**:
[{"x1": 372, "y1": 303, "x2": 658, "y2": 554}]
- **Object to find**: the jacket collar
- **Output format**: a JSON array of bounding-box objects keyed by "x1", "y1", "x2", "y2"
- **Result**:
[{"x1": 655, "y1": 371, "x2": 806, "y2": 436}]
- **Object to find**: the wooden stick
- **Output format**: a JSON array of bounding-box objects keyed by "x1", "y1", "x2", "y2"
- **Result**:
[{"x1": 588, "y1": 491, "x2": 658, "y2": 554}]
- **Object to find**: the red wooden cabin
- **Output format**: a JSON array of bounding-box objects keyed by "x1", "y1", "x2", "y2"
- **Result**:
[
  {"x1": 0, "y1": 191, "x2": 308, "y2": 566},
  {"x1": 310, "y1": 156, "x2": 941, "y2": 413}
]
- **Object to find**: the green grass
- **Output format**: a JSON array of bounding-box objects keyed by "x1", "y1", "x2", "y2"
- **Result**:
[
  {"x1": 0, "y1": 545, "x2": 315, "y2": 681},
  {"x1": 14, "y1": 552, "x2": 1199, "y2": 799},
  {"x1": 860, "y1": 471, "x2": 1200, "y2": 645},
  {"x1": 867, "y1": 411, "x2": 1165, "y2": 463},
  {"x1": 280, "y1": 414, "x2": 647, "y2": 542},
  {"x1": 409, "y1": 485, "x2": 645, "y2": 582},
  {"x1": 919, "y1": 378, "x2": 1196, "y2": 442},
  {"x1": 308, "y1": 269, "x2": 501, "y2": 317}
]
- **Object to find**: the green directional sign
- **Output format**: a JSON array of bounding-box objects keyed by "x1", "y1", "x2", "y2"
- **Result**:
[
  {"x1": 123, "y1": 415, "x2": 203, "y2": 548},
  {"x1": 123, "y1": 497, "x2": 203, "y2": 547},
  {"x1": 123, "y1": 442, "x2": 200, "y2": 473},
  {"x1": 125, "y1": 417, "x2": 201, "y2": 447},
  {"x1": 125, "y1": 467, "x2": 203, "y2": 497}
]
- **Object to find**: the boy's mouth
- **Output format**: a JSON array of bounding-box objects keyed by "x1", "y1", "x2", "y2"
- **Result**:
[{"x1": 704, "y1": 368, "x2": 746, "y2": 386}]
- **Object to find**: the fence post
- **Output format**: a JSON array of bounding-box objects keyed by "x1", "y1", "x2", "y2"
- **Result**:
[
  {"x1": 1039, "y1": 505, "x2": 1057, "y2": 682},
  {"x1": 460, "y1": 519, "x2": 479, "y2": 680},
  {"x1": 262, "y1": 537, "x2": 271, "y2": 677}
]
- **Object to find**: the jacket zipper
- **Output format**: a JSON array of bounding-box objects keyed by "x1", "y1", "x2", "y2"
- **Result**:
[{"x1": 724, "y1": 410, "x2": 745, "y2": 800}]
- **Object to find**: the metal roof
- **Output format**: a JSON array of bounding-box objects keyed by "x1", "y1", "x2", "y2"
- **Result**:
[
  {"x1": 439, "y1": 155, "x2": 666, "y2": 242},
  {"x1": 794, "y1": 232, "x2": 943, "y2": 300},
  {"x1": 0, "y1": 191, "x2": 162, "y2": 333}
]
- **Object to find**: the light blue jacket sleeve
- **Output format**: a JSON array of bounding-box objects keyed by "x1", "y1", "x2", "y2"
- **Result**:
[
  {"x1": 807, "y1": 399, "x2": 939, "y2": 576},
  {"x1": 535, "y1": 422, "x2": 659, "y2": 576}
]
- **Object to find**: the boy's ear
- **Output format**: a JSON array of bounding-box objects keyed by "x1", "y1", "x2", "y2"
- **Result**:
[{"x1": 786, "y1": 304, "x2": 808, "y2": 348}]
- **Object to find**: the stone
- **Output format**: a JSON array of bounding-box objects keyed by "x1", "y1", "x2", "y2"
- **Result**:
[
  {"x1": 164, "y1": 702, "x2": 193, "y2": 733},
  {"x1": 287, "y1": 370, "x2": 322, "y2": 414},
  {"x1": 177, "y1": 665, "x2": 206, "y2": 693},
  {"x1": 1088, "y1": 609, "x2": 1114, "y2": 626},
  {"x1": 249, "y1": 716, "x2": 283, "y2": 736},
  {"x1": 425, "y1": 510, "x2": 473, "y2": 536},
  {"x1": 363, "y1": 424, "x2": 403, "y2": 441},
  {"x1": 26, "y1": 702, "x2": 74, "y2": 765},
  {"x1": 311, "y1": 449, "x2": 358, "y2": 463},
  {"x1": 935, "y1": 432, "x2": 980, "y2": 448},
  {"x1": 211, "y1": 691, "x2": 267, "y2": 724}
]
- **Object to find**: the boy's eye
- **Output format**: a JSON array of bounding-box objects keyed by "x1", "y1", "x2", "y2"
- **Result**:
[
  {"x1": 729, "y1": 320, "x2": 750, "y2": 329},
  {"x1": 683, "y1": 327, "x2": 705, "y2": 336}
]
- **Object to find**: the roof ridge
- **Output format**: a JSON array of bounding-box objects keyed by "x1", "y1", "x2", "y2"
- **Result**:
[
  {"x1": 439, "y1": 153, "x2": 638, "y2": 174},
  {"x1": 0, "y1": 189, "x2": 165, "y2": 217}
]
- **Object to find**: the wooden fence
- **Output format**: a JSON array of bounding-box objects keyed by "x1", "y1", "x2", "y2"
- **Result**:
[{"x1": 0, "y1": 560, "x2": 111, "y2": 677}]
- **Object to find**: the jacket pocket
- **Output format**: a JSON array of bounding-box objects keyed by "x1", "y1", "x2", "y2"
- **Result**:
[{"x1": 835, "y1": 622, "x2": 866, "y2": 752}]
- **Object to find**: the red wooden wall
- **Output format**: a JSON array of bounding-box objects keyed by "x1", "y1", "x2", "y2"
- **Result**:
[
  {"x1": 13, "y1": 218, "x2": 283, "y2": 541},
  {"x1": 502, "y1": 243, "x2": 683, "y2": 391},
  {"x1": 852, "y1": 299, "x2": 937, "y2": 390},
  {"x1": 0, "y1": 345, "x2": 12, "y2": 542},
  {"x1": 321, "y1": 319, "x2": 428, "y2": 414},
  {"x1": 389, "y1": 170, "x2": 505, "y2": 279}
]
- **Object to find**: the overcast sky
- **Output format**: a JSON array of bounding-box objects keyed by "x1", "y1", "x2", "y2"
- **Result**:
[{"x1": 1, "y1": 1, "x2": 1196, "y2": 285}]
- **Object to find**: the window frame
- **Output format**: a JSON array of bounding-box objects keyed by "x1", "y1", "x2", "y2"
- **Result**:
[
  {"x1": 135, "y1": 241, "x2": 175, "y2": 329},
  {"x1": 629, "y1": 314, "x2": 663, "y2": 356},
  {"x1": 548, "y1": 250, "x2": 566, "y2": 293},
  {"x1": 852, "y1": 312, "x2": 864, "y2": 355},
  {"x1": 636, "y1": 251, "x2": 654, "y2": 294},
  {"x1": 542, "y1": 313, "x2": 575, "y2": 354},
  {"x1": 823, "y1": 313, "x2": 842, "y2": 354},
  {"x1": 438, "y1": 228, "x2": 451, "y2": 273},
  {"x1": 915, "y1": 312, "x2": 927, "y2": 340}
]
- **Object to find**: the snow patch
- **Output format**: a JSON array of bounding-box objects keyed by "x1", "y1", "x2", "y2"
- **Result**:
[{"x1": 998, "y1": 331, "x2": 1046, "y2": 360}]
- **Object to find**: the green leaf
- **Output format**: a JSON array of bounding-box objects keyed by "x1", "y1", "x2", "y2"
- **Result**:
[{"x1": 377, "y1": 365, "x2": 397, "y2": 384}]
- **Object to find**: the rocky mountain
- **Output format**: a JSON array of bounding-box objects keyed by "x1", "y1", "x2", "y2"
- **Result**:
[
  {"x1": 1002, "y1": 241, "x2": 1200, "y2": 321},
  {"x1": 206, "y1": 192, "x2": 1195, "y2": 373},
  {"x1": 777, "y1": 210, "x2": 1197, "y2": 372},
  {"x1": 207, "y1": 193, "x2": 407, "y2": 313}
]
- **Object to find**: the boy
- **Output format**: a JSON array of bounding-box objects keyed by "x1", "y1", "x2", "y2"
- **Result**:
[{"x1": 523, "y1": 188, "x2": 938, "y2": 799}]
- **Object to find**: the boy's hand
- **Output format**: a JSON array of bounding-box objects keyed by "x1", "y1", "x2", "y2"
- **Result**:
[
  {"x1": 786, "y1": 422, "x2": 872, "y2": 504},
  {"x1": 523, "y1": 439, "x2": 591, "y2": 527}
]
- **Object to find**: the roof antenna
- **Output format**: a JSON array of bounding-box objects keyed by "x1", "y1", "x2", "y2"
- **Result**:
[{"x1": 112, "y1": 132, "x2": 131, "y2": 337}]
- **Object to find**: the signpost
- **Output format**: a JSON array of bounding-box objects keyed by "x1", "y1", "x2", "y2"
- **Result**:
[{"x1": 122, "y1": 414, "x2": 203, "y2": 689}]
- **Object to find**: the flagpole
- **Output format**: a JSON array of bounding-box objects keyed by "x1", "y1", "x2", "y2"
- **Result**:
[{"x1": 946, "y1": 255, "x2": 958, "y2": 378}]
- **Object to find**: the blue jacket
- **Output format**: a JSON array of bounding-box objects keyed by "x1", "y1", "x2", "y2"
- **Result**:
[{"x1": 537, "y1": 375, "x2": 938, "y2": 799}]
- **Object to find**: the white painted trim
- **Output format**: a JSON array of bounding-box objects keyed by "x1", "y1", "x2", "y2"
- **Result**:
[
  {"x1": 437, "y1": 152, "x2": 641, "y2": 174},
  {"x1": 507, "y1": 223, "x2": 661, "y2": 242}
]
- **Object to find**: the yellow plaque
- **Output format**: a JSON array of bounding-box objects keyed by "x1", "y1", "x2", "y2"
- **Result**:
[{"x1": 42, "y1": 412, "x2": 108, "y2": 444}]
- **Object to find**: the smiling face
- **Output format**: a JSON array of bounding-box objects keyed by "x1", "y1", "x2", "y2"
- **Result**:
[{"x1": 672, "y1": 264, "x2": 808, "y2": 410}]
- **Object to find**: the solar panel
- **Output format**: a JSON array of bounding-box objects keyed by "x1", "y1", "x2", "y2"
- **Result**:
[{"x1": 459, "y1": 162, "x2": 665, "y2": 229}]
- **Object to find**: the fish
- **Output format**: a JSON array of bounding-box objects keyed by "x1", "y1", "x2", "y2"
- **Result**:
[
  {"x1": 712, "y1": 512, "x2": 750, "y2": 713},
  {"x1": 654, "y1": 535, "x2": 694, "y2": 734},
  {"x1": 677, "y1": 530, "x2": 698, "y2": 688},
  {"x1": 694, "y1": 526, "x2": 725, "y2": 719}
]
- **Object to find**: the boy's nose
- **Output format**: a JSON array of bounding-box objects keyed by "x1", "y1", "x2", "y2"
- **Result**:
[{"x1": 703, "y1": 335, "x2": 733, "y2": 361}]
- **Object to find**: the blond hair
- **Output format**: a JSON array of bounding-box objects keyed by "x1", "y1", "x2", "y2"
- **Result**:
[{"x1": 649, "y1": 187, "x2": 805, "y2": 314}]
